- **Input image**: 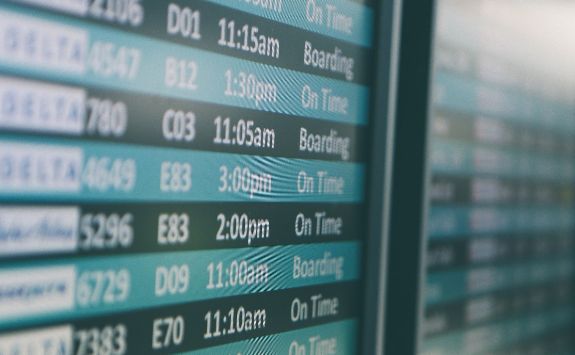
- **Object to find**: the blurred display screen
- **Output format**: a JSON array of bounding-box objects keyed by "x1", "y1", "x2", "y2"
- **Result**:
[
  {"x1": 422, "y1": 0, "x2": 575, "y2": 354},
  {"x1": 0, "y1": 1, "x2": 376, "y2": 353}
]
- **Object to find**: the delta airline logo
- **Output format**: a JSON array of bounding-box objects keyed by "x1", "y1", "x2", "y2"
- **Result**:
[
  {"x1": 0, "y1": 9, "x2": 87, "y2": 73},
  {"x1": 0, "y1": 76, "x2": 86, "y2": 135},
  {"x1": 14, "y1": 0, "x2": 89, "y2": 15},
  {"x1": 0, "y1": 266, "x2": 75, "y2": 318},
  {"x1": 0, "y1": 325, "x2": 72, "y2": 355},
  {"x1": 0, "y1": 142, "x2": 82, "y2": 192},
  {"x1": 0, "y1": 207, "x2": 79, "y2": 256}
]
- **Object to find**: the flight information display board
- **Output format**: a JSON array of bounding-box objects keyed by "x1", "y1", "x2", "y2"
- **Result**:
[
  {"x1": 421, "y1": 0, "x2": 575, "y2": 354},
  {"x1": 0, "y1": 0, "x2": 376, "y2": 353}
]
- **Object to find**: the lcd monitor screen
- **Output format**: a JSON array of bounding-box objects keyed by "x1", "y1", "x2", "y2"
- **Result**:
[
  {"x1": 421, "y1": 0, "x2": 575, "y2": 353},
  {"x1": 0, "y1": 1, "x2": 378, "y2": 353}
]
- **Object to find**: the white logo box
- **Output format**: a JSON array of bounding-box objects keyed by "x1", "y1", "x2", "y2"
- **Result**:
[
  {"x1": 0, "y1": 325, "x2": 73, "y2": 355},
  {"x1": 0, "y1": 206, "x2": 79, "y2": 256},
  {"x1": 0, "y1": 142, "x2": 83, "y2": 192},
  {"x1": 0, "y1": 266, "x2": 76, "y2": 318},
  {"x1": 0, "y1": 76, "x2": 86, "y2": 135},
  {"x1": 0, "y1": 9, "x2": 87, "y2": 73},
  {"x1": 13, "y1": 0, "x2": 89, "y2": 15}
]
